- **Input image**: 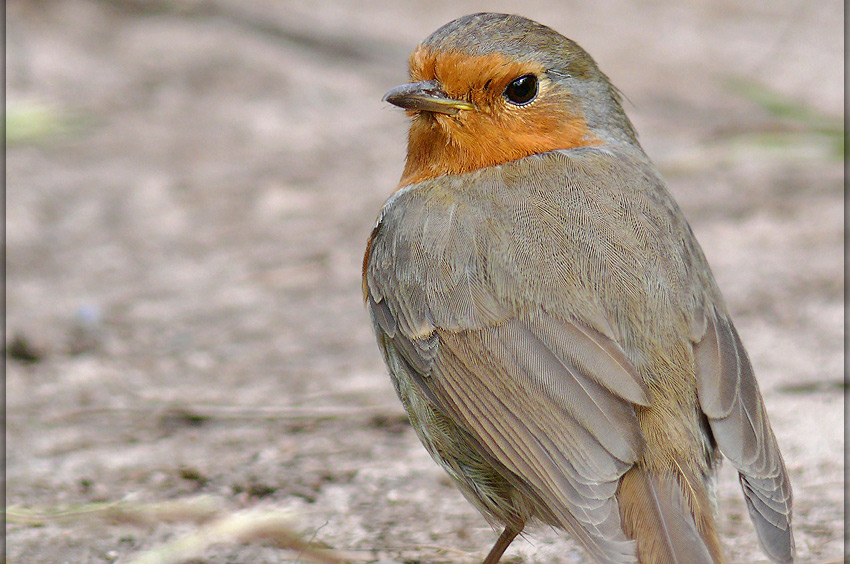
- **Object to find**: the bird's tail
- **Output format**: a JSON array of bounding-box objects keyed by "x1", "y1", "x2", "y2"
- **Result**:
[{"x1": 617, "y1": 465, "x2": 724, "y2": 564}]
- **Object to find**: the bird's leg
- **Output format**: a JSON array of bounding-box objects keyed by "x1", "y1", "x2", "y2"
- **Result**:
[{"x1": 482, "y1": 527, "x2": 520, "y2": 564}]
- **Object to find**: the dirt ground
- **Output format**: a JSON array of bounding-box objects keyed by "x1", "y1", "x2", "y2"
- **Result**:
[{"x1": 5, "y1": 1, "x2": 844, "y2": 563}]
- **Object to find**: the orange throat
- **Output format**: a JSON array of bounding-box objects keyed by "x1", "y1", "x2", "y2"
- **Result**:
[{"x1": 399, "y1": 111, "x2": 600, "y2": 187}]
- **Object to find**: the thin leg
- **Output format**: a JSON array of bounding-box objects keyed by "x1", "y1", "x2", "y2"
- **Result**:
[{"x1": 483, "y1": 527, "x2": 520, "y2": 564}]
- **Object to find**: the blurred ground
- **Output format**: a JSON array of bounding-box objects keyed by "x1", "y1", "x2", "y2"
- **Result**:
[{"x1": 5, "y1": 1, "x2": 844, "y2": 563}]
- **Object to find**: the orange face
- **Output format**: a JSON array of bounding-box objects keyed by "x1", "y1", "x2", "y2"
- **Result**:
[{"x1": 397, "y1": 45, "x2": 601, "y2": 187}]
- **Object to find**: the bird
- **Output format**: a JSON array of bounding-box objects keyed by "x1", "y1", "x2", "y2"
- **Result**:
[{"x1": 362, "y1": 12, "x2": 794, "y2": 564}]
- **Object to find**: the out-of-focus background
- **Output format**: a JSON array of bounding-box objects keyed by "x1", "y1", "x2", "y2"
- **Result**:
[{"x1": 6, "y1": 1, "x2": 843, "y2": 563}]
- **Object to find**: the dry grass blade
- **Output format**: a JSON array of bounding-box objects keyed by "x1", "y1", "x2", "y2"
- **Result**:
[
  {"x1": 126, "y1": 508, "x2": 345, "y2": 564},
  {"x1": 7, "y1": 496, "x2": 346, "y2": 563},
  {"x1": 6, "y1": 496, "x2": 225, "y2": 526}
]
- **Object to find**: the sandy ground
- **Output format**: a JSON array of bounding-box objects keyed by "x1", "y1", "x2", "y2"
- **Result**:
[{"x1": 5, "y1": 1, "x2": 844, "y2": 563}]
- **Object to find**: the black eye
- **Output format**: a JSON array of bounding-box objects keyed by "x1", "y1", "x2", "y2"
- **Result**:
[{"x1": 504, "y1": 74, "x2": 538, "y2": 105}]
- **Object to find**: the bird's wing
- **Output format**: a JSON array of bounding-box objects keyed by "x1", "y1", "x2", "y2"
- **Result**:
[
  {"x1": 693, "y1": 310, "x2": 795, "y2": 564},
  {"x1": 364, "y1": 170, "x2": 654, "y2": 563},
  {"x1": 368, "y1": 301, "x2": 644, "y2": 563}
]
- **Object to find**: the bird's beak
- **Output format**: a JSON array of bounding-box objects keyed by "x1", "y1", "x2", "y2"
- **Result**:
[{"x1": 382, "y1": 80, "x2": 475, "y2": 115}]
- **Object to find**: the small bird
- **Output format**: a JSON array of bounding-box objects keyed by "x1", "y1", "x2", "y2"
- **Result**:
[{"x1": 363, "y1": 13, "x2": 793, "y2": 564}]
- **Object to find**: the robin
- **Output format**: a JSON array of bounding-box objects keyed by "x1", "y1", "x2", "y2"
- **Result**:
[{"x1": 363, "y1": 12, "x2": 794, "y2": 564}]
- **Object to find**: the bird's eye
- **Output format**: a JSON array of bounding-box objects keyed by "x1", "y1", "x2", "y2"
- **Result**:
[{"x1": 504, "y1": 74, "x2": 538, "y2": 105}]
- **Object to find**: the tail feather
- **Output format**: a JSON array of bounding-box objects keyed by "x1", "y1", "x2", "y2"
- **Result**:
[{"x1": 618, "y1": 466, "x2": 722, "y2": 564}]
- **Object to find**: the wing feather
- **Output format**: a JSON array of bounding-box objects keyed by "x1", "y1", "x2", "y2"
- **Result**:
[
  {"x1": 431, "y1": 321, "x2": 639, "y2": 561},
  {"x1": 367, "y1": 298, "x2": 644, "y2": 562},
  {"x1": 694, "y1": 313, "x2": 794, "y2": 564}
]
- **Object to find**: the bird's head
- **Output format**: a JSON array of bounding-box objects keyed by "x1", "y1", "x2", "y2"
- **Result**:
[{"x1": 384, "y1": 13, "x2": 638, "y2": 187}]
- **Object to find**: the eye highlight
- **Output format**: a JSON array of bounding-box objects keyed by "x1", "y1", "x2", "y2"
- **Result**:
[{"x1": 504, "y1": 74, "x2": 538, "y2": 105}]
